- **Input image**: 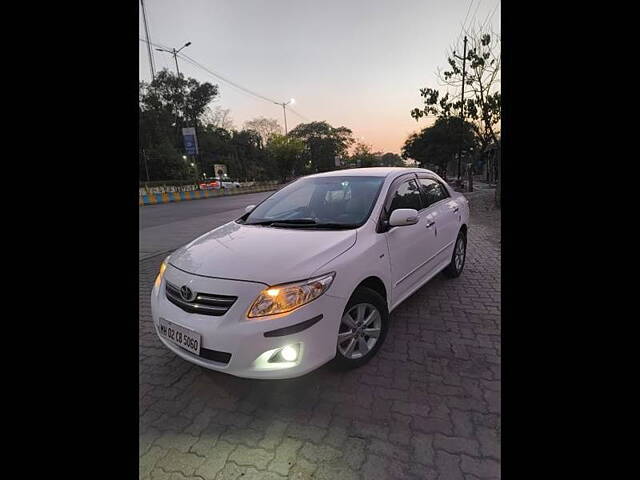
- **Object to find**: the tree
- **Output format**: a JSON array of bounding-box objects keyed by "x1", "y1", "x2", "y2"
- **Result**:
[
  {"x1": 230, "y1": 129, "x2": 267, "y2": 181},
  {"x1": 266, "y1": 134, "x2": 305, "y2": 182},
  {"x1": 411, "y1": 28, "x2": 501, "y2": 192},
  {"x1": 379, "y1": 152, "x2": 405, "y2": 167},
  {"x1": 139, "y1": 69, "x2": 219, "y2": 180},
  {"x1": 402, "y1": 117, "x2": 476, "y2": 176},
  {"x1": 202, "y1": 105, "x2": 235, "y2": 130},
  {"x1": 350, "y1": 142, "x2": 379, "y2": 168},
  {"x1": 243, "y1": 117, "x2": 282, "y2": 146},
  {"x1": 289, "y1": 121, "x2": 354, "y2": 173},
  {"x1": 411, "y1": 29, "x2": 500, "y2": 149},
  {"x1": 140, "y1": 69, "x2": 218, "y2": 128}
]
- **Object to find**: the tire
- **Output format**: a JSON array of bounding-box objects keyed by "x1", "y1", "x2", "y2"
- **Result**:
[
  {"x1": 443, "y1": 229, "x2": 467, "y2": 278},
  {"x1": 331, "y1": 286, "x2": 389, "y2": 370}
]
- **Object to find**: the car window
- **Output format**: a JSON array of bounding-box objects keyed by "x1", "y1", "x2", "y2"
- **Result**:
[
  {"x1": 261, "y1": 183, "x2": 314, "y2": 218},
  {"x1": 418, "y1": 178, "x2": 448, "y2": 208},
  {"x1": 245, "y1": 176, "x2": 384, "y2": 227},
  {"x1": 389, "y1": 179, "x2": 422, "y2": 213}
]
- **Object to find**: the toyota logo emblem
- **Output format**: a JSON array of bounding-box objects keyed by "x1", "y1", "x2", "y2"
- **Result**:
[{"x1": 180, "y1": 285, "x2": 196, "y2": 302}]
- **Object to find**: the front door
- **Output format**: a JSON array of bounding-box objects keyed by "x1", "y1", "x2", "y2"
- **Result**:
[{"x1": 384, "y1": 178, "x2": 438, "y2": 305}]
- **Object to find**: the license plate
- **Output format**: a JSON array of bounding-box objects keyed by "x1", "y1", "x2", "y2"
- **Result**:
[{"x1": 158, "y1": 318, "x2": 201, "y2": 355}]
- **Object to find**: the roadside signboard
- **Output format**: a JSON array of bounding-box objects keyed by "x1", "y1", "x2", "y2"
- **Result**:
[
  {"x1": 182, "y1": 127, "x2": 199, "y2": 155},
  {"x1": 214, "y1": 164, "x2": 227, "y2": 178}
]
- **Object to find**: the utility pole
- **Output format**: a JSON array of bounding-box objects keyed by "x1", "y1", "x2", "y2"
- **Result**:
[
  {"x1": 456, "y1": 35, "x2": 468, "y2": 182},
  {"x1": 156, "y1": 42, "x2": 192, "y2": 143},
  {"x1": 275, "y1": 99, "x2": 295, "y2": 135},
  {"x1": 140, "y1": 0, "x2": 155, "y2": 79},
  {"x1": 142, "y1": 148, "x2": 150, "y2": 182}
]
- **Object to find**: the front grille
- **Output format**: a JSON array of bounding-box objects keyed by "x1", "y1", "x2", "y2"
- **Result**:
[{"x1": 165, "y1": 281, "x2": 237, "y2": 316}]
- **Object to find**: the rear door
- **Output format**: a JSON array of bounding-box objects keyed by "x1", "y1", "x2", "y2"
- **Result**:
[{"x1": 417, "y1": 176, "x2": 460, "y2": 267}]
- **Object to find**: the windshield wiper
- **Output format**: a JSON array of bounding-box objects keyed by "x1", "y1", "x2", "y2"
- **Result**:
[
  {"x1": 244, "y1": 218, "x2": 317, "y2": 226},
  {"x1": 273, "y1": 221, "x2": 358, "y2": 229},
  {"x1": 245, "y1": 218, "x2": 358, "y2": 229}
]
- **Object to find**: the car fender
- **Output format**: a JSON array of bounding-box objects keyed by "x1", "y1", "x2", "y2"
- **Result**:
[{"x1": 311, "y1": 223, "x2": 392, "y2": 307}]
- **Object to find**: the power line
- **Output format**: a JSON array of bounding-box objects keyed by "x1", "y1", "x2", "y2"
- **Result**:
[
  {"x1": 139, "y1": 37, "x2": 313, "y2": 125},
  {"x1": 286, "y1": 106, "x2": 309, "y2": 122},
  {"x1": 481, "y1": 0, "x2": 500, "y2": 31},
  {"x1": 456, "y1": 0, "x2": 478, "y2": 47},
  {"x1": 468, "y1": 0, "x2": 483, "y2": 32},
  {"x1": 178, "y1": 52, "x2": 278, "y2": 105},
  {"x1": 462, "y1": 0, "x2": 475, "y2": 32}
]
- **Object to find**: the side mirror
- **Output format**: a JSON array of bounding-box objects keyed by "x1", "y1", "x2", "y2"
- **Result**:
[
  {"x1": 245, "y1": 205, "x2": 256, "y2": 214},
  {"x1": 388, "y1": 208, "x2": 419, "y2": 227}
]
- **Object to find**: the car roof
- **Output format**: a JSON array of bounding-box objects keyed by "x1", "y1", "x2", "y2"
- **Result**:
[{"x1": 305, "y1": 167, "x2": 436, "y2": 179}]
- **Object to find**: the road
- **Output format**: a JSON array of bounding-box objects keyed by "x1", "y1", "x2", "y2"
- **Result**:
[
  {"x1": 139, "y1": 191, "x2": 273, "y2": 260},
  {"x1": 139, "y1": 189, "x2": 501, "y2": 480}
]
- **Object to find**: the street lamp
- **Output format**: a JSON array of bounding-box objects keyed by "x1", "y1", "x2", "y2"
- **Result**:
[
  {"x1": 182, "y1": 155, "x2": 187, "y2": 160},
  {"x1": 155, "y1": 41, "x2": 191, "y2": 76},
  {"x1": 275, "y1": 98, "x2": 295, "y2": 135}
]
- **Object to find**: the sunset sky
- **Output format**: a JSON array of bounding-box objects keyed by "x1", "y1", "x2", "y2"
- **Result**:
[{"x1": 139, "y1": 0, "x2": 500, "y2": 154}]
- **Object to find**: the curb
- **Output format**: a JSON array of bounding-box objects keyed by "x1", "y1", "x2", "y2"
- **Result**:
[
  {"x1": 139, "y1": 248, "x2": 175, "y2": 263},
  {"x1": 139, "y1": 185, "x2": 279, "y2": 206}
]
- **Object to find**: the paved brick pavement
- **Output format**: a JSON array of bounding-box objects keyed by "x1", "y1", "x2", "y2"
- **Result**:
[{"x1": 139, "y1": 190, "x2": 501, "y2": 479}]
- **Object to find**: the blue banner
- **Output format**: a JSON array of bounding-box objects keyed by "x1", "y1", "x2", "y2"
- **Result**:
[{"x1": 182, "y1": 127, "x2": 198, "y2": 155}]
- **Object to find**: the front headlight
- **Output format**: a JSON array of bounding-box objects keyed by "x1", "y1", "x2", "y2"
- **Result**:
[
  {"x1": 248, "y1": 272, "x2": 336, "y2": 318},
  {"x1": 154, "y1": 257, "x2": 169, "y2": 288}
]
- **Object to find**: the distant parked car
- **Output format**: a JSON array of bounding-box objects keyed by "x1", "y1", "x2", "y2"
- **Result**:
[
  {"x1": 216, "y1": 177, "x2": 241, "y2": 189},
  {"x1": 199, "y1": 178, "x2": 221, "y2": 190}
]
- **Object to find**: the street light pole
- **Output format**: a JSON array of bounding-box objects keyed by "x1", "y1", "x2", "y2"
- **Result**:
[
  {"x1": 282, "y1": 104, "x2": 288, "y2": 135},
  {"x1": 456, "y1": 36, "x2": 468, "y2": 182},
  {"x1": 172, "y1": 49, "x2": 180, "y2": 76},
  {"x1": 156, "y1": 41, "x2": 191, "y2": 77},
  {"x1": 275, "y1": 99, "x2": 295, "y2": 135}
]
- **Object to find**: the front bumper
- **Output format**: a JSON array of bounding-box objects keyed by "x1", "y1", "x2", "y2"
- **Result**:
[{"x1": 150, "y1": 265, "x2": 347, "y2": 379}]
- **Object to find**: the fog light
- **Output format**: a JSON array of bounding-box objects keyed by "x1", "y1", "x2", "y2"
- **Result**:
[
  {"x1": 267, "y1": 343, "x2": 300, "y2": 364},
  {"x1": 281, "y1": 345, "x2": 298, "y2": 362}
]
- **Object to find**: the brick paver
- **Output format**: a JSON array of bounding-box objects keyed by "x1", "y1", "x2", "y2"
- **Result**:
[{"x1": 139, "y1": 190, "x2": 501, "y2": 479}]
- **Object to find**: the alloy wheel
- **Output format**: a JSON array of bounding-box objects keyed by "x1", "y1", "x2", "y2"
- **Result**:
[
  {"x1": 337, "y1": 303, "x2": 382, "y2": 359},
  {"x1": 454, "y1": 236, "x2": 466, "y2": 272}
]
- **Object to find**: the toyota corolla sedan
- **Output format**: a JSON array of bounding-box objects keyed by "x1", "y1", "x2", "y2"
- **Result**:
[{"x1": 151, "y1": 167, "x2": 469, "y2": 379}]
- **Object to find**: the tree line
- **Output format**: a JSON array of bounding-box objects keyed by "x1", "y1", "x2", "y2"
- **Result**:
[
  {"x1": 402, "y1": 27, "x2": 501, "y2": 201},
  {"x1": 139, "y1": 70, "x2": 404, "y2": 183}
]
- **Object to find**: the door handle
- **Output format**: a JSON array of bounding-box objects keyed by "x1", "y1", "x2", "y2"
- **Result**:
[{"x1": 425, "y1": 221, "x2": 435, "y2": 228}]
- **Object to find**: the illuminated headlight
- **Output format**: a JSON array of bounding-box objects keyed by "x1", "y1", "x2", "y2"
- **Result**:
[
  {"x1": 248, "y1": 273, "x2": 335, "y2": 318},
  {"x1": 154, "y1": 257, "x2": 169, "y2": 288}
]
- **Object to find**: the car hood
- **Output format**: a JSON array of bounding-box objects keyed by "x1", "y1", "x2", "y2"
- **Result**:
[{"x1": 168, "y1": 221, "x2": 356, "y2": 285}]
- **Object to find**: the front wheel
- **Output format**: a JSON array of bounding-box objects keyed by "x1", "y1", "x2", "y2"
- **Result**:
[
  {"x1": 443, "y1": 230, "x2": 467, "y2": 278},
  {"x1": 331, "y1": 287, "x2": 389, "y2": 370}
]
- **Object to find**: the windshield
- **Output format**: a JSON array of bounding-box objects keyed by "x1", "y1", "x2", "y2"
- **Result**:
[{"x1": 243, "y1": 176, "x2": 384, "y2": 228}]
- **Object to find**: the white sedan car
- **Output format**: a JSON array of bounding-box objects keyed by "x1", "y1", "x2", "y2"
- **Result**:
[{"x1": 151, "y1": 167, "x2": 469, "y2": 379}]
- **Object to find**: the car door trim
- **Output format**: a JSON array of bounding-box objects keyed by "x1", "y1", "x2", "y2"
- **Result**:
[
  {"x1": 395, "y1": 239, "x2": 456, "y2": 287},
  {"x1": 415, "y1": 174, "x2": 452, "y2": 210}
]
